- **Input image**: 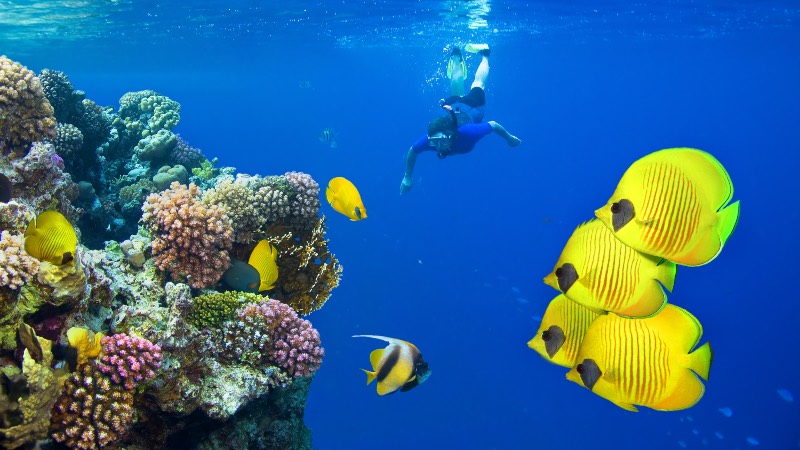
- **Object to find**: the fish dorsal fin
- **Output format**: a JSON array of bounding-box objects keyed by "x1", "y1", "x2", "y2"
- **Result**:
[{"x1": 369, "y1": 348, "x2": 384, "y2": 371}]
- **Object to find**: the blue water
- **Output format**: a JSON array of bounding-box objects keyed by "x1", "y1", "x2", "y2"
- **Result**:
[{"x1": 4, "y1": 1, "x2": 800, "y2": 449}]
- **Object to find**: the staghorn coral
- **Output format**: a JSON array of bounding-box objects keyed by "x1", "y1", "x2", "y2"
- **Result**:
[
  {"x1": 0, "y1": 230, "x2": 39, "y2": 290},
  {"x1": 141, "y1": 182, "x2": 233, "y2": 289},
  {"x1": 0, "y1": 56, "x2": 57, "y2": 155},
  {"x1": 268, "y1": 217, "x2": 342, "y2": 315},
  {"x1": 50, "y1": 362, "x2": 135, "y2": 450},
  {"x1": 214, "y1": 299, "x2": 324, "y2": 379},
  {"x1": 97, "y1": 333, "x2": 162, "y2": 391}
]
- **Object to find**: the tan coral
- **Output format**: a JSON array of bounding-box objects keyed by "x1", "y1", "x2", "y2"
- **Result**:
[
  {"x1": 0, "y1": 56, "x2": 57, "y2": 155},
  {"x1": 0, "y1": 230, "x2": 40, "y2": 290}
]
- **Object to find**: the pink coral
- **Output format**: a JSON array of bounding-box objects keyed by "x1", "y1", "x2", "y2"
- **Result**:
[
  {"x1": 238, "y1": 299, "x2": 324, "y2": 378},
  {"x1": 96, "y1": 333, "x2": 163, "y2": 390},
  {"x1": 0, "y1": 56, "x2": 57, "y2": 155},
  {"x1": 0, "y1": 230, "x2": 39, "y2": 289},
  {"x1": 141, "y1": 182, "x2": 233, "y2": 288}
]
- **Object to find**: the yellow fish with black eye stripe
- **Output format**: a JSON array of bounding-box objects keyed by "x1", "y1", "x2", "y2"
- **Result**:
[
  {"x1": 566, "y1": 304, "x2": 713, "y2": 412},
  {"x1": 594, "y1": 148, "x2": 739, "y2": 267},
  {"x1": 528, "y1": 294, "x2": 603, "y2": 368},
  {"x1": 353, "y1": 335, "x2": 431, "y2": 395},
  {"x1": 24, "y1": 210, "x2": 77, "y2": 265},
  {"x1": 326, "y1": 177, "x2": 367, "y2": 221},
  {"x1": 248, "y1": 239, "x2": 279, "y2": 291},
  {"x1": 543, "y1": 219, "x2": 676, "y2": 318}
]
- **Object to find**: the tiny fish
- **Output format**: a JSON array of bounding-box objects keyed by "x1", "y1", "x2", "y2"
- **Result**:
[
  {"x1": 299, "y1": 80, "x2": 312, "y2": 89},
  {"x1": 319, "y1": 128, "x2": 337, "y2": 148},
  {"x1": 718, "y1": 407, "x2": 733, "y2": 418},
  {"x1": 777, "y1": 388, "x2": 794, "y2": 402},
  {"x1": 746, "y1": 436, "x2": 759, "y2": 446}
]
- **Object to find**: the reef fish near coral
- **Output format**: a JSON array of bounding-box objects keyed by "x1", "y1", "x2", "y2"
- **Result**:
[
  {"x1": 566, "y1": 304, "x2": 713, "y2": 412},
  {"x1": 326, "y1": 177, "x2": 367, "y2": 221},
  {"x1": 594, "y1": 148, "x2": 740, "y2": 266},
  {"x1": 24, "y1": 210, "x2": 77, "y2": 265},
  {"x1": 221, "y1": 259, "x2": 261, "y2": 293},
  {"x1": 0, "y1": 173, "x2": 11, "y2": 203},
  {"x1": 248, "y1": 239, "x2": 279, "y2": 291},
  {"x1": 543, "y1": 218, "x2": 676, "y2": 318},
  {"x1": 353, "y1": 334, "x2": 431, "y2": 396},
  {"x1": 528, "y1": 294, "x2": 603, "y2": 368}
]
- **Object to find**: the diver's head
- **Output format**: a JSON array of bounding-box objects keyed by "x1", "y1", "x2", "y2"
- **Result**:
[{"x1": 427, "y1": 115, "x2": 456, "y2": 151}]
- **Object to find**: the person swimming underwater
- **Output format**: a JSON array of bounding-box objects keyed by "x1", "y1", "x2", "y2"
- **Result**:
[{"x1": 400, "y1": 44, "x2": 522, "y2": 194}]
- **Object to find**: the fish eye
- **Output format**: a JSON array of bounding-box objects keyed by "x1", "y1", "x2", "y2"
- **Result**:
[
  {"x1": 610, "y1": 202, "x2": 620, "y2": 214},
  {"x1": 541, "y1": 330, "x2": 551, "y2": 341},
  {"x1": 576, "y1": 363, "x2": 585, "y2": 374}
]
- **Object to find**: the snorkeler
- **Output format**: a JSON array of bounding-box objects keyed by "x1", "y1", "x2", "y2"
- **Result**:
[{"x1": 399, "y1": 44, "x2": 522, "y2": 194}]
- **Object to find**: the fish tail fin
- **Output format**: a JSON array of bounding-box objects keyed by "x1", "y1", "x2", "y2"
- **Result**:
[
  {"x1": 689, "y1": 341, "x2": 713, "y2": 381},
  {"x1": 361, "y1": 368, "x2": 377, "y2": 385},
  {"x1": 716, "y1": 200, "x2": 740, "y2": 247},
  {"x1": 655, "y1": 258, "x2": 677, "y2": 293}
]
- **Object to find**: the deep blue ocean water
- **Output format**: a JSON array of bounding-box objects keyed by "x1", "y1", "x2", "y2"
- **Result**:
[{"x1": 3, "y1": 1, "x2": 800, "y2": 449}]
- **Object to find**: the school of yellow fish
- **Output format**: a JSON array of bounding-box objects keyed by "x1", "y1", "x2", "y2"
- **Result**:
[{"x1": 529, "y1": 147, "x2": 740, "y2": 412}]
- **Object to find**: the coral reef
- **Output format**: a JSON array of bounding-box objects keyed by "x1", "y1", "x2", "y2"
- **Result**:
[
  {"x1": 0, "y1": 55, "x2": 339, "y2": 450},
  {"x1": 141, "y1": 182, "x2": 234, "y2": 289},
  {"x1": 0, "y1": 56, "x2": 57, "y2": 155}
]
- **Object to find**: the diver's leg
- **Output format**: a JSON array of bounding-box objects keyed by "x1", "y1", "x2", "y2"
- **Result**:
[{"x1": 471, "y1": 52, "x2": 489, "y2": 90}]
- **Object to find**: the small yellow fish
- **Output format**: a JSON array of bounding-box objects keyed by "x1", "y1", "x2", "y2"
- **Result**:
[
  {"x1": 326, "y1": 177, "x2": 367, "y2": 221},
  {"x1": 595, "y1": 148, "x2": 740, "y2": 266},
  {"x1": 566, "y1": 304, "x2": 712, "y2": 412},
  {"x1": 24, "y1": 210, "x2": 77, "y2": 265},
  {"x1": 248, "y1": 240, "x2": 279, "y2": 291},
  {"x1": 319, "y1": 128, "x2": 337, "y2": 148},
  {"x1": 353, "y1": 335, "x2": 431, "y2": 396},
  {"x1": 528, "y1": 294, "x2": 603, "y2": 368},
  {"x1": 543, "y1": 219, "x2": 676, "y2": 318}
]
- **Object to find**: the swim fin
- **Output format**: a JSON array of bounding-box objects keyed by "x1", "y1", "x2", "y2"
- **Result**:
[
  {"x1": 446, "y1": 48, "x2": 467, "y2": 81},
  {"x1": 465, "y1": 43, "x2": 490, "y2": 54}
]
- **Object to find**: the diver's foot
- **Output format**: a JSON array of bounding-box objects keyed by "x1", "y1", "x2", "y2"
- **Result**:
[{"x1": 465, "y1": 43, "x2": 490, "y2": 55}]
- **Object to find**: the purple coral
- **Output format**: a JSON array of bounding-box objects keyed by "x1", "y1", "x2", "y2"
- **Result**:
[
  {"x1": 238, "y1": 299, "x2": 324, "y2": 378},
  {"x1": 97, "y1": 333, "x2": 163, "y2": 390}
]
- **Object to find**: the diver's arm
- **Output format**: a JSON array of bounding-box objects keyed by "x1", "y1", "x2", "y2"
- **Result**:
[
  {"x1": 488, "y1": 121, "x2": 522, "y2": 147},
  {"x1": 400, "y1": 147, "x2": 417, "y2": 194}
]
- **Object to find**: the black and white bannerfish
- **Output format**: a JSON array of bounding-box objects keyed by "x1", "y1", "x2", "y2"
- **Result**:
[
  {"x1": 353, "y1": 335, "x2": 431, "y2": 395},
  {"x1": 319, "y1": 128, "x2": 337, "y2": 148}
]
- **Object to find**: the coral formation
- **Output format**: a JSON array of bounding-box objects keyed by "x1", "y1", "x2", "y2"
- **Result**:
[
  {"x1": 97, "y1": 333, "x2": 162, "y2": 390},
  {"x1": 0, "y1": 56, "x2": 57, "y2": 155},
  {"x1": 0, "y1": 230, "x2": 40, "y2": 290},
  {"x1": 141, "y1": 182, "x2": 234, "y2": 288},
  {"x1": 189, "y1": 291, "x2": 253, "y2": 329}
]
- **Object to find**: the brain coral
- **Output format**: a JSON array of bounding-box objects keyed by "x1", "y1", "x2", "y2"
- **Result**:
[
  {"x1": 141, "y1": 182, "x2": 233, "y2": 289},
  {"x1": 0, "y1": 56, "x2": 57, "y2": 155}
]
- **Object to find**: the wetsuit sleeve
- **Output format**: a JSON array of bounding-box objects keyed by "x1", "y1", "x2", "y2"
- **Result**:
[{"x1": 411, "y1": 135, "x2": 434, "y2": 154}]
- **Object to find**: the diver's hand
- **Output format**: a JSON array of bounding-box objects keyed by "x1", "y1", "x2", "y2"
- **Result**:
[{"x1": 400, "y1": 176, "x2": 413, "y2": 194}]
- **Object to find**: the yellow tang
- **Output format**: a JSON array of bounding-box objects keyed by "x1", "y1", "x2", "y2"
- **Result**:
[
  {"x1": 353, "y1": 335, "x2": 431, "y2": 396},
  {"x1": 595, "y1": 148, "x2": 740, "y2": 266},
  {"x1": 248, "y1": 239, "x2": 279, "y2": 291},
  {"x1": 24, "y1": 210, "x2": 77, "y2": 265},
  {"x1": 543, "y1": 219, "x2": 676, "y2": 318},
  {"x1": 566, "y1": 304, "x2": 712, "y2": 412},
  {"x1": 528, "y1": 294, "x2": 603, "y2": 368},
  {"x1": 326, "y1": 177, "x2": 367, "y2": 221}
]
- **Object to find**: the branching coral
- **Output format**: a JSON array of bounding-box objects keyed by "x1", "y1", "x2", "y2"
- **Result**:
[
  {"x1": 214, "y1": 299, "x2": 324, "y2": 379},
  {"x1": 0, "y1": 56, "x2": 57, "y2": 155},
  {"x1": 97, "y1": 333, "x2": 162, "y2": 390},
  {"x1": 0, "y1": 230, "x2": 39, "y2": 290},
  {"x1": 268, "y1": 217, "x2": 342, "y2": 314},
  {"x1": 141, "y1": 182, "x2": 233, "y2": 288},
  {"x1": 50, "y1": 362, "x2": 135, "y2": 450}
]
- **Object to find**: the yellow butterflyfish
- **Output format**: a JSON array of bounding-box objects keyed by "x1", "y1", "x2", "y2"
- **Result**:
[
  {"x1": 248, "y1": 240, "x2": 279, "y2": 292},
  {"x1": 595, "y1": 148, "x2": 739, "y2": 266},
  {"x1": 528, "y1": 295, "x2": 603, "y2": 368},
  {"x1": 326, "y1": 177, "x2": 367, "y2": 221},
  {"x1": 24, "y1": 210, "x2": 78, "y2": 265}
]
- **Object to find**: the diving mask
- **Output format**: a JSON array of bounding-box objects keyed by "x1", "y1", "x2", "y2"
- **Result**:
[{"x1": 428, "y1": 133, "x2": 452, "y2": 151}]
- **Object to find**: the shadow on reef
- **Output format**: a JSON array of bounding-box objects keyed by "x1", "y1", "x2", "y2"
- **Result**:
[{"x1": 0, "y1": 55, "x2": 340, "y2": 449}]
